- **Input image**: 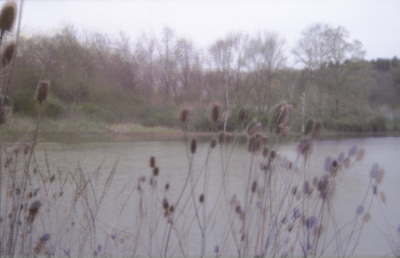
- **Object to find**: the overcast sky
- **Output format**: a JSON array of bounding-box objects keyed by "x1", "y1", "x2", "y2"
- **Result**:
[{"x1": 19, "y1": 0, "x2": 400, "y2": 67}]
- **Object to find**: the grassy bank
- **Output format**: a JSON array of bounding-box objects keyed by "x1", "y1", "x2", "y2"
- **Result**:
[{"x1": 2, "y1": 115, "x2": 398, "y2": 143}]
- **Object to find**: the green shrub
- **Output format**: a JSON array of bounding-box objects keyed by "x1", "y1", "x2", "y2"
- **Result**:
[
  {"x1": 140, "y1": 108, "x2": 178, "y2": 128},
  {"x1": 324, "y1": 115, "x2": 364, "y2": 132},
  {"x1": 41, "y1": 95, "x2": 65, "y2": 118},
  {"x1": 369, "y1": 115, "x2": 388, "y2": 132},
  {"x1": 78, "y1": 102, "x2": 117, "y2": 123}
]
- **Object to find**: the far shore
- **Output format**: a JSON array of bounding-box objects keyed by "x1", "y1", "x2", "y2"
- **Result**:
[{"x1": 1, "y1": 117, "x2": 398, "y2": 143}]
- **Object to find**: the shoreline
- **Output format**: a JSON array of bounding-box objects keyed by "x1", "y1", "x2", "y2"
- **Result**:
[{"x1": 1, "y1": 117, "x2": 398, "y2": 143}]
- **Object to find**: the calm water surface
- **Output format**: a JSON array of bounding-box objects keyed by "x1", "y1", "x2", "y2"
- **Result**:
[{"x1": 34, "y1": 136, "x2": 400, "y2": 255}]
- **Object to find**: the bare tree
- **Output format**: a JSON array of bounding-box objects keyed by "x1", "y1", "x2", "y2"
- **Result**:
[
  {"x1": 292, "y1": 23, "x2": 365, "y2": 117},
  {"x1": 158, "y1": 27, "x2": 178, "y2": 106},
  {"x1": 246, "y1": 31, "x2": 286, "y2": 113},
  {"x1": 209, "y1": 33, "x2": 250, "y2": 130}
]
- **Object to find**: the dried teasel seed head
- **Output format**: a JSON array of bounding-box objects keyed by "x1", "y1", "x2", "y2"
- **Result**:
[
  {"x1": 190, "y1": 138, "x2": 197, "y2": 154},
  {"x1": 375, "y1": 168, "x2": 384, "y2": 184},
  {"x1": 251, "y1": 181, "x2": 257, "y2": 193},
  {"x1": 238, "y1": 107, "x2": 249, "y2": 122},
  {"x1": 27, "y1": 200, "x2": 41, "y2": 223},
  {"x1": 152, "y1": 167, "x2": 159, "y2": 176},
  {"x1": 380, "y1": 191, "x2": 386, "y2": 203},
  {"x1": 311, "y1": 120, "x2": 322, "y2": 139},
  {"x1": 1, "y1": 42, "x2": 15, "y2": 66},
  {"x1": 165, "y1": 182, "x2": 170, "y2": 191},
  {"x1": 179, "y1": 109, "x2": 188, "y2": 123},
  {"x1": 270, "y1": 150, "x2": 276, "y2": 160},
  {"x1": 273, "y1": 104, "x2": 290, "y2": 128},
  {"x1": 162, "y1": 198, "x2": 169, "y2": 210},
  {"x1": 210, "y1": 138, "x2": 217, "y2": 149},
  {"x1": 356, "y1": 148, "x2": 365, "y2": 161},
  {"x1": 35, "y1": 80, "x2": 50, "y2": 104},
  {"x1": 0, "y1": 2, "x2": 17, "y2": 36},
  {"x1": 199, "y1": 194, "x2": 204, "y2": 203},
  {"x1": 211, "y1": 104, "x2": 220, "y2": 123},
  {"x1": 363, "y1": 212, "x2": 371, "y2": 223},
  {"x1": 304, "y1": 118, "x2": 314, "y2": 136},
  {"x1": 149, "y1": 156, "x2": 155, "y2": 168},
  {"x1": 262, "y1": 147, "x2": 268, "y2": 158}
]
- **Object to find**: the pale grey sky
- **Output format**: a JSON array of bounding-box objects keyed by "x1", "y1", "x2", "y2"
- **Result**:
[{"x1": 18, "y1": 0, "x2": 400, "y2": 66}]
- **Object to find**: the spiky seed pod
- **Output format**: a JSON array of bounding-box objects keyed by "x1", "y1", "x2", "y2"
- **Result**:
[
  {"x1": 262, "y1": 147, "x2": 268, "y2": 157},
  {"x1": 169, "y1": 205, "x2": 174, "y2": 213},
  {"x1": 330, "y1": 160, "x2": 338, "y2": 176},
  {"x1": 210, "y1": 138, "x2": 217, "y2": 149},
  {"x1": 0, "y1": 2, "x2": 17, "y2": 36},
  {"x1": 239, "y1": 108, "x2": 249, "y2": 122},
  {"x1": 180, "y1": 109, "x2": 188, "y2": 123},
  {"x1": 162, "y1": 198, "x2": 169, "y2": 210},
  {"x1": 304, "y1": 118, "x2": 314, "y2": 136},
  {"x1": 211, "y1": 104, "x2": 220, "y2": 123},
  {"x1": 165, "y1": 183, "x2": 170, "y2": 191},
  {"x1": 149, "y1": 156, "x2": 155, "y2": 168},
  {"x1": 190, "y1": 138, "x2": 197, "y2": 154},
  {"x1": 27, "y1": 200, "x2": 41, "y2": 224},
  {"x1": 363, "y1": 212, "x2": 371, "y2": 223},
  {"x1": 376, "y1": 168, "x2": 385, "y2": 184},
  {"x1": 274, "y1": 104, "x2": 290, "y2": 128},
  {"x1": 311, "y1": 120, "x2": 322, "y2": 139},
  {"x1": 380, "y1": 191, "x2": 386, "y2": 203},
  {"x1": 1, "y1": 42, "x2": 15, "y2": 66},
  {"x1": 356, "y1": 148, "x2": 365, "y2": 161},
  {"x1": 199, "y1": 194, "x2": 204, "y2": 203},
  {"x1": 152, "y1": 167, "x2": 159, "y2": 176},
  {"x1": 270, "y1": 150, "x2": 276, "y2": 160},
  {"x1": 35, "y1": 80, "x2": 50, "y2": 104},
  {"x1": 251, "y1": 181, "x2": 257, "y2": 193}
]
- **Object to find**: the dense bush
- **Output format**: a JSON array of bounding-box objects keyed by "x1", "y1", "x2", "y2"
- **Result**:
[
  {"x1": 78, "y1": 102, "x2": 117, "y2": 123},
  {"x1": 140, "y1": 108, "x2": 178, "y2": 128},
  {"x1": 369, "y1": 115, "x2": 388, "y2": 132}
]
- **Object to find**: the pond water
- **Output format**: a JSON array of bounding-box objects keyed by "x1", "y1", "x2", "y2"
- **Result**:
[{"x1": 31, "y1": 136, "x2": 400, "y2": 255}]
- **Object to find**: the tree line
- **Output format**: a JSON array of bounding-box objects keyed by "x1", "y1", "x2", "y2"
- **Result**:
[{"x1": 8, "y1": 23, "x2": 400, "y2": 132}]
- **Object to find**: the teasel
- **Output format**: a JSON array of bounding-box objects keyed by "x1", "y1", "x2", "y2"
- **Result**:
[
  {"x1": 0, "y1": 1, "x2": 17, "y2": 37},
  {"x1": 199, "y1": 194, "x2": 204, "y2": 203},
  {"x1": 304, "y1": 118, "x2": 314, "y2": 136},
  {"x1": 35, "y1": 80, "x2": 50, "y2": 104},
  {"x1": 210, "y1": 138, "x2": 217, "y2": 149},
  {"x1": 27, "y1": 200, "x2": 41, "y2": 224},
  {"x1": 152, "y1": 167, "x2": 159, "y2": 176},
  {"x1": 149, "y1": 156, "x2": 155, "y2": 168},
  {"x1": 162, "y1": 198, "x2": 169, "y2": 210},
  {"x1": 238, "y1": 107, "x2": 249, "y2": 122},
  {"x1": 363, "y1": 212, "x2": 371, "y2": 223},
  {"x1": 211, "y1": 103, "x2": 220, "y2": 123},
  {"x1": 380, "y1": 191, "x2": 386, "y2": 203},
  {"x1": 179, "y1": 109, "x2": 188, "y2": 123},
  {"x1": 273, "y1": 104, "x2": 291, "y2": 128},
  {"x1": 375, "y1": 168, "x2": 385, "y2": 184},
  {"x1": 251, "y1": 181, "x2": 257, "y2": 193},
  {"x1": 356, "y1": 148, "x2": 365, "y2": 161},
  {"x1": 311, "y1": 120, "x2": 322, "y2": 139},
  {"x1": 190, "y1": 138, "x2": 197, "y2": 154},
  {"x1": 1, "y1": 41, "x2": 15, "y2": 66}
]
